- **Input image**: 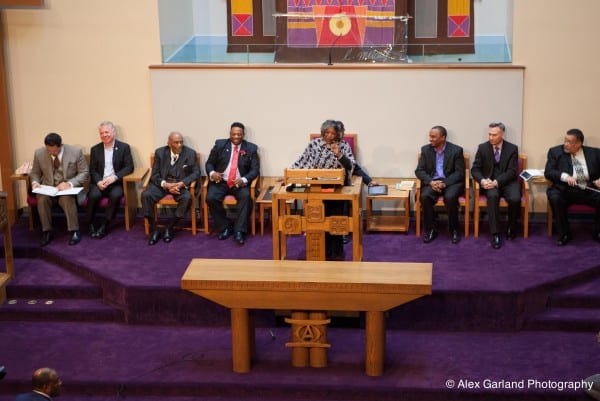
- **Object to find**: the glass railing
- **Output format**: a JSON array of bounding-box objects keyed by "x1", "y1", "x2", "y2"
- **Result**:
[{"x1": 161, "y1": 36, "x2": 511, "y2": 65}]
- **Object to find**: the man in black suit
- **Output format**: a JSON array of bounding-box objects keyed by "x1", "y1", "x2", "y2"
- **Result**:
[
  {"x1": 142, "y1": 132, "x2": 200, "y2": 245},
  {"x1": 205, "y1": 122, "x2": 260, "y2": 245},
  {"x1": 15, "y1": 367, "x2": 61, "y2": 401},
  {"x1": 86, "y1": 121, "x2": 134, "y2": 238},
  {"x1": 544, "y1": 128, "x2": 600, "y2": 245},
  {"x1": 415, "y1": 125, "x2": 465, "y2": 244},
  {"x1": 471, "y1": 122, "x2": 521, "y2": 249}
]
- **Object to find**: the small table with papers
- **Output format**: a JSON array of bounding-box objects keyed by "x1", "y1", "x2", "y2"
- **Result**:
[{"x1": 366, "y1": 179, "x2": 414, "y2": 233}]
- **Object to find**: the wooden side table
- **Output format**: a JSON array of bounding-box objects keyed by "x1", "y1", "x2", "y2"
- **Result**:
[
  {"x1": 366, "y1": 179, "x2": 412, "y2": 233},
  {"x1": 0, "y1": 191, "x2": 14, "y2": 304}
]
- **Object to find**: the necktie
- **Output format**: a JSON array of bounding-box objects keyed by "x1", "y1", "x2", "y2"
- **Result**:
[
  {"x1": 53, "y1": 156, "x2": 60, "y2": 170},
  {"x1": 227, "y1": 145, "x2": 239, "y2": 188},
  {"x1": 171, "y1": 154, "x2": 178, "y2": 166},
  {"x1": 572, "y1": 156, "x2": 586, "y2": 186},
  {"x1": 494, "y1": 146, "x2": 500, "y2": 163}
]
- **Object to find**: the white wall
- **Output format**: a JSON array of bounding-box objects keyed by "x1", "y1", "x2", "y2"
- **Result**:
[{"x1": 151, "y1": 66, "x2": 523, "y2": 178}]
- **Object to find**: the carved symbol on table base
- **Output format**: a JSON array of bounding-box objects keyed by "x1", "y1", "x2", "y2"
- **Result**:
[
  {"x1": 329, "y1": 216, "x2": 349, "y2": 235},
  {"x1": 285, "y1": 317, "x2": 331, "y2": 349},
  {"x1": 306, "y1": 203, "x2": 325, "y2": 223},
  {"x1": 282, "y1": 215, "x2": 302, "y2": 234}
]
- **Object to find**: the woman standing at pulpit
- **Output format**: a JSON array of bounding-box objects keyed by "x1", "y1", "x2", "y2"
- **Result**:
[{"x1": 291, "y1": 119, "x2": 355, "y2": 259}]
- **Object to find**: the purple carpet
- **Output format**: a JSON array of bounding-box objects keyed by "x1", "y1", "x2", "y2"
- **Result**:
[{"x1": 0, "y1": 215, "x2": 598, "y2": 400}]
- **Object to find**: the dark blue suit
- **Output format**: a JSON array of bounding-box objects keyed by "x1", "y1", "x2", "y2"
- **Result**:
[
  {"x1": 471, "y1": 140, "x2": 521, "y2": 234},
  {"x1": 544, "y1": 144, "x2": 600, "y2": 236},
  {"x1": 141, "y1": 145, "x2": 200, "y2": 224},
  {"x1": 205, "y1": 139, "x2": 259, "y2": 233}
]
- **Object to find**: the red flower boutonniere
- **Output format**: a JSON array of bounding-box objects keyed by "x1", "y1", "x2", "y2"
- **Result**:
[{"x1": 240, "y1": 150, "x2": 247, "y2": 157}]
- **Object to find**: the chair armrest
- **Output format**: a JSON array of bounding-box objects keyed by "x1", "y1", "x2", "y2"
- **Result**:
[
  {"x1": 464, "y1": 170, "x2": 470, "y2": 189},
  {"x1": 11, "y1": 173, "x2": 31, "y2": 186},
  {"x1": 124, "y1": 167, "x2": 149, "y2": 183},
  {"x1": 141, "y1": 169, "x2": 151, "y2": 191}
]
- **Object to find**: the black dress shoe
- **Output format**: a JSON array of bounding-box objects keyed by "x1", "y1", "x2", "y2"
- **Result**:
[
  {"x1": 451, "y1": 230, "x2": 461, "y2": 244},
  {"x1": 342, "y1": 235, "x2": 350, "y2": 245},
  {"x1": 218, "y1": 227, "x2": 233, "y2": 240},
  {"x1": 148, "y1": 230, "x2": 161, "y2": 246},
  {"x1": 593, "y1": 232, "x2": 600, "y2": 243},
  {"x1": 40, "y1": 231, "x2": 53, "y2": 247},
  {"x1": 233, "y1": 231, "x2": 245, "y2": 245},
  {"x1": 491, "y1": 233, "x2": 501, "y2": 249},
  {"x1": 95, "y1": 224, "x2": 107, "y2": 239},
  {"x1": 556, "y1": 234, "x2": 572, "y2": 246},
  {"x1": 163, "y1": 228, "x2": 174, "y2": 243},
  {"x1": 491, "y1": 234, "x2": 502, "y2": 249},
  {"x1": 89, "y1": 224, "x2": 97, "y2": 238},
  {"x1": 506, "y1": 227, "x2": 516, "y2": 240},
  {"x1": 68, "y1": 230, "x2": 81, "y2": 246},
  {"x1": 423, "y1": 229, "x2": 438, "y2": 244}
]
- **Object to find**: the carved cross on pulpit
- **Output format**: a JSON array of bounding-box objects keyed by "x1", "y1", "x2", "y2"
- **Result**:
[{"x1": 0, "y1": 0, "x2": 44, "y2": 224}]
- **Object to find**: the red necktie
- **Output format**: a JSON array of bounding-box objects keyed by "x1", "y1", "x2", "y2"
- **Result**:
[{"x1": 227, "y1": 145, "x2": 239, "y2": 188}]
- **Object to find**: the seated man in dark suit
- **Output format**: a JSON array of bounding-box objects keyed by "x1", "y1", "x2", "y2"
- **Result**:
[
  {"x1": 415, "y1": 125, "x2": 465, "y2": 244},
  {"x1": 205, "y1": 122, "x2": 260, "y2": 246},
  {"x1": 544, "y1": 128, "x2": 600, "y2": 245},
  {"x1": 86, "y1": 121, "x2": 134, "y2": 238},
  {"x1": 30, "y1": 133, "x2": 89, "y2": 247},
  {"x1": 14, "y1": 367, "x2": 62, "y2": 401},
  {"x1": 471, "y1": 121, "x2": 521, "y2": 250},
  {"x1": 142, "y1": 131, "x2": 200, "y2": 245}
]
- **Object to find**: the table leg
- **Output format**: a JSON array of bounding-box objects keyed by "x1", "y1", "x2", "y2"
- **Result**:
[
  {"x1": 231, "y1": 308, "x2": 252, "y2": 373},
  {"x1": 365, "y1": 311, "x2": 385, "y2": 376},
  {"x1": 290, "y1": 311, "x2": 309, "y2": 367}
]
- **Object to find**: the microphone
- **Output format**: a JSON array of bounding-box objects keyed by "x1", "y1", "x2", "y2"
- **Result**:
[{"x1": 328, "y1": 33, "x2": 343, "y2": 66}]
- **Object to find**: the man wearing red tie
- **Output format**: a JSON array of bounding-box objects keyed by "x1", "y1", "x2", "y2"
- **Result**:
[
  {"x1": 471, "y1": 122, "x2": 521, "y2": 250},
  {"x1": 205, "y1": 122, "x2": 260, "y2": 245}
]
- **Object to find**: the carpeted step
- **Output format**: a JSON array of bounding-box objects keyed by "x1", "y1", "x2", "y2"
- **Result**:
[
  {"x1": 5, "y1": 257, "x2": 103, "y2": 299},
  {"x1": 547, "y1": 275, "x2": 600, "y2": 309},
  {"x1": 0, "y1": 298, "x2": 124, "y2": 322},
  {"x1": 524, "y1": 307, "x2": 600, "y2": 331},
  {"x1": 0, "y1": 322, "x2": 596, "y2": 401}
]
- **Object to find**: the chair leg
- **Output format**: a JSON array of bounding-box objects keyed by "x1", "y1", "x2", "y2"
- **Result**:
[
  {"x1": 522, "y1": 206, "x2": 529, "y2": 238},
  {"x1": 464, "y1": 206, "x2": 469, "y2": 238},
  {"x1": 415, "y1": 201, "x2": 421, "y2": 237},
  {"x1": 547, "y1": 204, "x2": 553, "y2": 236},
  {"x1": 191, "y1": 201, "x2": 197, "y2": 235},
  {"x1": 260, "y1": 204, "x2": 266, "y2": 236},
  {"x1": 203, "y1": 201, "x2": 209, "y2": 234},
  {"x1": 474, "y1": 206, "x2": 479, "y2": 238}
]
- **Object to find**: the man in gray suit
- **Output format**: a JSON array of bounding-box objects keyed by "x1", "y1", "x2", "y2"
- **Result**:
[{"x1": 30, "y1": 133, "x2": 89, "y2": 246}]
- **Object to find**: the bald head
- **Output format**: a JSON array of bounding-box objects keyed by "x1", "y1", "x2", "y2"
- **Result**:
[
  {"x1": 32, "y1": 367, "x2": 61, "y2": 397},
  {"x1": 167, "y1": 131, "x2": 184, "y2": 155}
]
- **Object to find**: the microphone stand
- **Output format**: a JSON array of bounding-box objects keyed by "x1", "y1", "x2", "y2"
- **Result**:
[{"x1": 328, "y1": 33, "x2": 344, "y2": 66}]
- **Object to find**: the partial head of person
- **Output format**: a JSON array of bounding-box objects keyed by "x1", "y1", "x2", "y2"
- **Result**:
[
  {"x1": 320, "y1": 119, "x2": 344, "y2": 145},
  {"x1": 229, "y1": 122, "x2": 245, "y2": 146},
  {"x1": 31, "y1": 367, "x2": 61, "y2": 398},
  {"x1": 487, "y1": 122, "x2": 506, "y2": 147},
  {"x1": 429, "y1": 125, "x2": 447, "y2": 150},
  {"x1": 44, "y1": 133, "x2": 63, "y2": 157},
  {"x1": 563, "y1": 128, "x2": 584, "y2": 155},
  {"x1": 98, "y1": 121, "x2": 116, "y2": 146},
  {"x1": 167, "y1": 131, "x2": 184, "y2": 155}
]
